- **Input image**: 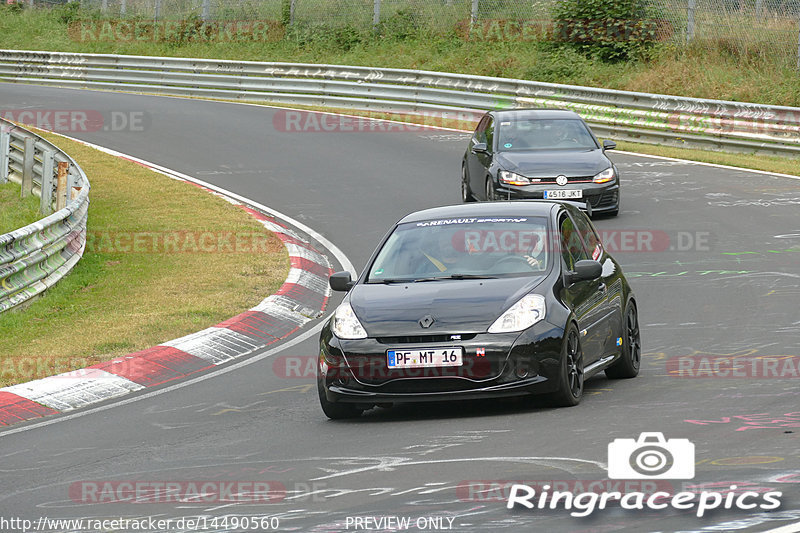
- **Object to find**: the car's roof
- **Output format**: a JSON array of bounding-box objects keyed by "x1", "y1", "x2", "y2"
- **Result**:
[
  {"x1": 398, "y1": 201, "x2": 559, "y2": 224},
  {"x1": 491, "y1": 108, "x2": 582, "y2": 121}
]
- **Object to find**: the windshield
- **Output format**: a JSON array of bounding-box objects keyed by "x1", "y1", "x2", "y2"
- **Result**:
[
  {"x1": 367, "y1": 217, "x2": 550, "y2": 282},
  {"x1": 496, "y1": 118, "x2": 598, "y2": 151}
]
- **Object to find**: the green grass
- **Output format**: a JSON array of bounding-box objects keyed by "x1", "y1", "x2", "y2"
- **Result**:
[
  {"x1": 0, "y1": 181, "x2": 41, "y2": 234},
  {"x1": 0, "y1": 4, "x2": 799, "y2": 106},
  {"x1": 615, "y1": 140, "x2": 800, "y2": 177},
  {"x1": 0, "y1": 130, "x2": 288, "y2": 387}
]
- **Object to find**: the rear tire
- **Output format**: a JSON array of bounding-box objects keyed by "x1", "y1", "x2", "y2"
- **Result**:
[
  {"x1": 317, "y1": 378, "x2": 363, "y2": 419},
  {"x1": 605, "y1": 302, "x2": 641, "y2": 379},
  {"x1": 548, "y1": 324, "x2": 584, "y2": 407}
]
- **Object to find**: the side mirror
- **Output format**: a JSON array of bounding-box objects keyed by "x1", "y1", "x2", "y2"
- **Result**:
[
  {"x1": 472, "y1": 142, "x2": 488, "y2": 154},
  {"x1": 329, "y1": 271, "x2": 355, "y2": 292},
  {"x1": 603, "y1": 140, "x2": 617, "y2": 151},
  {"x1": 565, "y1": 260, "x2": 602, "y2": 284}
]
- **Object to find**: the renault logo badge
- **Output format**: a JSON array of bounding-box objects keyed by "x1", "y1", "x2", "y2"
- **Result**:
[
  {"x1": 556, "y1": 175, "x2": 568, "y2": 186},
  {"x1": 419, "y1": 315, "x2": 435, "y2": 328}
]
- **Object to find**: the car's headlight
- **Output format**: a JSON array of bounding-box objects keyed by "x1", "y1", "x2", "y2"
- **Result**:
[
  {"x1": 499, "y1": 170, "x2": 531, "y2": 186},
  {"x1": 488, "y1": 294, "x2": 546, "y2": 333},
  {"x1": 593, "y1": 167, "x2": 616, "y2": 184},
  {"x1": 331, "y1": 302, "x2": 368, "y2": 339}
]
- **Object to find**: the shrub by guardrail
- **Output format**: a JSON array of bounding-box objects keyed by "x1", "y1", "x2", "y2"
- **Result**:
[{"x1": 0, "y1": 117, "x2": 89, "y2": 313}]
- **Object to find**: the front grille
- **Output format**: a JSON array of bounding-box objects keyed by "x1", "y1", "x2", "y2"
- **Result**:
[
  {"x1": 374, "y1": 378, "x2": 490, "y2": 393},
  {"x1": 535, "y1": 176, "x2": 593, "y2": 184},
  {"x1": 376, "y1": 334, "x2": 477, "y2": 344}
]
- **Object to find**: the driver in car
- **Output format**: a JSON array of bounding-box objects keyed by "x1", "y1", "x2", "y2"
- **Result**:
[
  {"x1": 552, "y1": 120, "x2": 582, "y2": 146},
  {"x1": 521, "y1": 229, "x2": 546, "y2": 270}
]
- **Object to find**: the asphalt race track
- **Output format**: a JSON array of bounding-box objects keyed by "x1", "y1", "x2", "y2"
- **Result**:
[{"x1": 1, "y1": 83, "x2": 799, "y2": 533}]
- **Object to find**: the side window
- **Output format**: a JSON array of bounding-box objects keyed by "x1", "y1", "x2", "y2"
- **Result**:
[
  {"x1": 571, "y1": 211, "x2": 603, "y2": 261},
  {"x1": 485, "y1": 117, "x2": 494, "y2": 152},
  {"x1": 473, "y1": 116, "x2": 489, "y2": 144},
  {"x1": 559, "y1": 214, "x2": 589, "y2": 271}
]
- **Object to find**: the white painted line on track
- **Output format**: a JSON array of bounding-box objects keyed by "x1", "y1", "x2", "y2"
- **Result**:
[
  {"x1": 15, "y1": 82, "x2": 800, "y2": 182},
  {"x1": 614, "y1": 149, "x2": 800, "y2": 181},
  {"x1": 309, "y1": 455, "x2": 608, "y2": 481},
  {"x1": 219, "y1": 97, "x2": 800, "y2": 182},
  {"x1": 761, "y1": 522, "x2": 800, "y2": 533}
]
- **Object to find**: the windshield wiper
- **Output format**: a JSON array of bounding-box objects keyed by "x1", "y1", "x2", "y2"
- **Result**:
[
  {"x1": 367, "y1": 274, "x2": 497, "y2": 285},
  {"x1": 411, "y1": 274, "x2": 498, "y2": 281},
  {"x1": 373, "y1": 274, "x2": 498, "y2": 284}
]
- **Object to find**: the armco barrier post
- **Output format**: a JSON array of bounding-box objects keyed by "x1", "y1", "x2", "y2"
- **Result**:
[
  {"x1": 0, "y1": 128, "x2": 9, "y2": 184},
  {"x1": 56, "y1": 161, "x2": 68, "y2": 211},
  {"x1": 373, "y1": 0, "x2": 381, "y2": 30},
  {"x1": 67, "y1": 167, "x2": 78, "y2": 201},
  {"x1": 40, "y1": 150, "x2": 54, "y2": 214},
  {"x1": 21, "y1": 136, "x2": 35, "y2": 198}
]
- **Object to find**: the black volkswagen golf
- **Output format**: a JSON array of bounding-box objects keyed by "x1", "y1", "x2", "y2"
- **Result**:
[
  {"x1": 462, "y1": 109, "x2": 620, "y2": 216},
  {"x1": 317, "y1": 201, "x2": 640, "y2": 419}
]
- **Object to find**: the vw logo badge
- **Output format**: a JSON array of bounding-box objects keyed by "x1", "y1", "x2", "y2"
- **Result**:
[
  {"x1": 419, "y1": 315, "x2": 435, "y2": 328},
  {"x1": 556, "y1": 175, "x2": 568, "y2": 186}
]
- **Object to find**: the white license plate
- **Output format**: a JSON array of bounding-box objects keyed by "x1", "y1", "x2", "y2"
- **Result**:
[
  {"x1": 544, "y1": 189, "x2": 583, "y2": 199},
  {"x1": 387, "y1": 347, "x2": 463, "y2": 369}
]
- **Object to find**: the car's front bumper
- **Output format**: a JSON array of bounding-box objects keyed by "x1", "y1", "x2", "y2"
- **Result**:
[
  {"x1": 494, "y1": 182, "x2": 619, "y2": 213},
  {"x1": 318, "y1": 321, "x2": 565, "y2": 405}
]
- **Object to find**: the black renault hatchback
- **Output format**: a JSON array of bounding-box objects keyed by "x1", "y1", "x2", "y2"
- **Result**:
[
  {"x1": 462, "y1": 109, "x2": 620, "y2": 216},
  {"x1": 317, "y1": 201, "x2": 640, "y2": 419}
]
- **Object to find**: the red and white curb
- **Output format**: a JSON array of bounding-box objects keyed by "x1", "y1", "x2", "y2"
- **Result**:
[{"x1": 0, "y1": 146, "x2": 337, "y2": 428}]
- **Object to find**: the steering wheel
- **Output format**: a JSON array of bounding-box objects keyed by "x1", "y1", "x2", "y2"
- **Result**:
[
  {"x1": 556, "y1": 136, "x2": 580, "y2": 146},
  {"x1": 492, "y1": 255, "x2": 537, "y2": 271}
]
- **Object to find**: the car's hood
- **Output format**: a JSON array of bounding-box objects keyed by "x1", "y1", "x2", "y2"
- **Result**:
[
  {"x1": 349, "y1": 276, "x2": 546, "y2": 336},
  {"x1": 496, "y1": 149, "x2": 609, "y2": 178}
]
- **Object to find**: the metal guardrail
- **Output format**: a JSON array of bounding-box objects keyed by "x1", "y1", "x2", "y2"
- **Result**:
[
  {"x1": 0, "y1": 117, "x2": 90, "y2": 314},
  {"x1": 1, "y1": 49, "x2": 799, "y2": 157}
]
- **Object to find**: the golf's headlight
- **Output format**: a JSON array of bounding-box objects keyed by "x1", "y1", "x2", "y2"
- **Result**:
[
  {"x1": 593, "y1": 167, "x2": 616, "y2": 183},
  {"x1": 499, "y1": 170, "x2": 530, "y2": 186},
  {"x1": 331, "y1": 302, "x2": 367, "y2": 339},
  {"x1": 488, "y1": 294, "x2": 546, "y2": 333}
]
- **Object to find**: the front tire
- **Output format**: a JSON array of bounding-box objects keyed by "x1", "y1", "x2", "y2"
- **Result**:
[
  {"x1": 548, "y1": 324, "x2": 584, "y2": 407},
  {"x1": 485, "y1": 178, "x2": 496, "y2": 201},
  {"x1": 462, "y1": 165, "x2": 475, "y2": 203},
  {"x1": 605, "y1": 301, "x2": 641, "y2": 379},
  {"x1": 317, "y1": 378, "x2": 363, "y2": 419}
]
